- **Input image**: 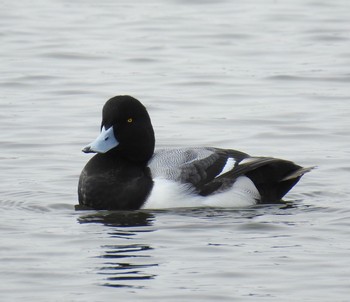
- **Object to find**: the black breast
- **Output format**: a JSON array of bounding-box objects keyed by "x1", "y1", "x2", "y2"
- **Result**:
[{"x1": 78, "y1": 154, "x2": 153, "y2": 210}]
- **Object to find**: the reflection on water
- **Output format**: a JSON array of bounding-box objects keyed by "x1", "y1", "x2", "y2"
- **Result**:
[
  {"x1": 74, "y1": 203, "x2": 323, "y2": 289},
  {"x1": 78, "y1": 210, "x2": 157, "y2": 288},
  {"x1": 78, "y1": 210, "x2": 154, "y2": 227},
  {"x1": 98, "y1": 244, "x2": 157, "y2": 288}
]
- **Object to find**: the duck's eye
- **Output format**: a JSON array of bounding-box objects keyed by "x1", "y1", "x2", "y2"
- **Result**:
[{"x1": 127, "y1": 118, "x2": 133, "y2": 123}]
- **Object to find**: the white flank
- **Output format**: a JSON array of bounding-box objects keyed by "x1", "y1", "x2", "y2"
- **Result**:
[
  {"x1": 141, "y1": 176, "x2": 260, "y2": 209},
  {"x1": 141, "y1": 178, "x2": 201, "y2": 209},
  {"x1": 203, "y1": 176, "x2": 260, "y2": 208}
]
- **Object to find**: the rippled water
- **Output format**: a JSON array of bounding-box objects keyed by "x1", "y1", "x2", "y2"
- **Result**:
[{"x1": 1, "y1": 0, "x2": 350, "y2": 301}]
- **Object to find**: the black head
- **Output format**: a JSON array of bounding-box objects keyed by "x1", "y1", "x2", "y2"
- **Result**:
[{"x1": 83, "y1": 95, "x2": 155, "y2": 163}]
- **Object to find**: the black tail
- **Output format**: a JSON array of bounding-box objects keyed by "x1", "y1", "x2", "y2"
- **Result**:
[{"x1": 245, "y1": 160, "x2": 313, "y2": 203}]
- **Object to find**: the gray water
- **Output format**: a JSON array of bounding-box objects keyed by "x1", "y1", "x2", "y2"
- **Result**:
[{"x1": 1, "y1": 0, "x2": 350, "y2": 301}]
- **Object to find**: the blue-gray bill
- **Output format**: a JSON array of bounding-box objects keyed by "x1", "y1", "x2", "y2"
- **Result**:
[{"x1": 82, "y1": 126, "x2": 119, "y2": 153}]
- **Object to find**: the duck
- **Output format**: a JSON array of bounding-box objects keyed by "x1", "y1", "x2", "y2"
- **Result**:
[{"x1": 78, "y1": 95, "x2": 312, "y2": 210}]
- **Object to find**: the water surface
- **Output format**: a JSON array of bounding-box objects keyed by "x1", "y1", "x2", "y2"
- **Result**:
[{"x1": 1, "y1": 0, "x2": 350, "y2": 301}]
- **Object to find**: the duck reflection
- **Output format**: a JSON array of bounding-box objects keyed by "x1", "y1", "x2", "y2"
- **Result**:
[
  {"x1": 77, "y1": 210, "x2": 153, "y2": 227},
  {"x1": 78, "y1": 210, "x2": 157, "y2": 288}
]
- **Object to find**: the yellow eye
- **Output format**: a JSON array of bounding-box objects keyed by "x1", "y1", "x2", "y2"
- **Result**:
[{"x1": 127, "y1": 118, "x2": 133, "y2": 123}]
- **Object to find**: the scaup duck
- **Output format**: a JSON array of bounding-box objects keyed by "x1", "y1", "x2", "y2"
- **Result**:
[{"x1": 78, "y1": 95, "x2": 312, "y2": 210}]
